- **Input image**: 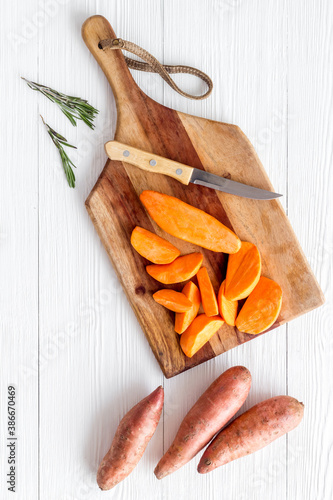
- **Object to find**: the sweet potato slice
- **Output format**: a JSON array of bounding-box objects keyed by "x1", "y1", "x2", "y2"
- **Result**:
[
  {"x1": 180, "y1": 314, "x2": 224, "y2": 358},
  {"x1": 175, "y1": 281, "x2": 201, "y2": 334},
  {"x1": 224, "y1": 241, "x2": 261, "y2": 301},
  {"x1": 131, "y1": 226, "x2": 180, "y2": 264},
  {"x1": 196, "y1": 267, "x2": 218, "y2": 317},
  {"x1": 235, "y1": 276, "x2": 282, "y2": 334},
  {"x1": 153, "y1": 289, "x2": 192, "y2": 313},
  {"x1": 140, "y1": 190, "x2": 241, "y2": 254},
  {"x1": 218, "y1": 280, "x2": 238, "y2": 326},
  {"x1": 146, "y1": 253, "x2": 203, "y2": 284}
]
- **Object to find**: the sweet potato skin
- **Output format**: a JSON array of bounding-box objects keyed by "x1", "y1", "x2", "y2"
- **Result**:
[
  {"x1": 140, "y1": 190, "x2": 241, "y2": 254},
  {"x1": 97, "y1": 386, "x2": 164, "y2": 490},
  {"x1": 154, "y1": 366, "x2": 251, "y2": 479},
  {"x1": 198, "y1": 395, "x2": 304, "y2": 473}
]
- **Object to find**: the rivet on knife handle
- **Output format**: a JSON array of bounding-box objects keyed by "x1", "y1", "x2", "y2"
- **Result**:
[{"x1": 104, "y1": 141, "x2": 194, "y2": 185}]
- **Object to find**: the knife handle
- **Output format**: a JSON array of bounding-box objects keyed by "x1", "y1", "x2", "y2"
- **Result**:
[{"x1": 104, "y1": 141, "x2": 194, "y2": 185}]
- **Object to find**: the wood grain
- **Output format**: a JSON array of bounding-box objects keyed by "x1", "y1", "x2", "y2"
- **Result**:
[{"x1": 82, "y1": 15, "x2": 324, "y2": 378}]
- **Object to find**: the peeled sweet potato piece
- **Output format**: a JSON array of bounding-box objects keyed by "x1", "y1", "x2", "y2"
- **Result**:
[
  {"x1": 236, "y1": 276, "x2": 282, "y2": 334},
  {"x1": 175, "y1": 281, "x2": 201, "y2": 334},
  {"x1": 153, "y1": 289, "x2": 192, "y2": 313},
  {"x1": 131, "y1": 226, "x2": 180, "y2": 264},
  {"x1": 225, "y1": 241, "x2": 261, "y2": 301},
  {"x1": 196, "y1": 267, "x2": 218, "y2": 317},
  {"x1": 146, "y1": 253, "x2": 203, "y2": 284},
  {"x1": 218, "y1": 280, "x2": 238, "y2": 326},
  {"x1": 180, "y1": 314, "x2": 224, "y2": 358},
  {"x1": 140, "y1": 190, "x2": 241, "y2": 254}
]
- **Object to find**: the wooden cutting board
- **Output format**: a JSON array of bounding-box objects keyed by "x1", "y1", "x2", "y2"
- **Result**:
[{"x1": 82, "y1": 15, "x2": 324, "y2": 378}]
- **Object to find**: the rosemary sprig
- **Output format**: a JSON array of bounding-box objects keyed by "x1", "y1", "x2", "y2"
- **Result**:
[
  {"x1": 40, "y1": 116, "x2": 77, "y2": 188},
  {"x1": 23, "y1": 77, "x2": 99, "y2": 129}
]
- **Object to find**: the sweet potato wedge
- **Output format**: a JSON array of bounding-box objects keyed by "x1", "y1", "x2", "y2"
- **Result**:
[
  {"x1": 175, "y1": 281, "x2": 201, "y2": 334},
  {"x1": 131, "y1": 226, "x2": 180, "y2": 264},
  {"x1": 154, "y1": 366, "x2": 251, "y2": 479},
  {"x1": 198, "y1": 395, "x2": 304, "y2": 473},
  {"x1": 225, "y1": 241, "x2": 261, "y2": 301},
  {"x1": 180, "y1": 314, "x2": 224, "y2": 358},
  {"x1": 236, "y1": 276, "x2": 282, "y2": 334},
  {"x1": 217, "y1": 280, "x2": 238, "y2": 326},
  {"x1": 146, "y1": 253, "x2": 203, "y2": 284},
  {"x1": 140, "y1": 190, "x2": 241, "y2": 254},
  {"x1": 97, "y1": 386, "x2": 164, "y2": 490},
  {"x1": 153, "y1": 289, "x2": 192, "y2": 312},
  {"x1": 196, "y1": 267, "x2": 219, "y2": 317}
]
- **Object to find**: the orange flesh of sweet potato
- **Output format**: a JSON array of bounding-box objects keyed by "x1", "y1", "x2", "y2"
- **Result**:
[
  {"x1": 146, "y1": 253, "x2": 203, "y2": 284},
  {"x1": 97, "y1": 386, "x2": 164, "y2": 490},
  {"x1": 180, "y1": 314, "x2": 224, "y2": 358},
  {"x1": 196, "y1": 267, "x2": 219, "y2": 316},
  {"x1": 198, "y1": 395, "x2": 304, "y2": 474},
  {"x1": 153, "y1": 289, "x2": 192, "y2": 312},
  {"x1": 235, "y1": 276, "x2": 282, "y2": 334},
  {"x1": 140, "y1": 190, "x2": 241, "y2": 254},
  {"x1": 154, "y1": 366, "x2": 252, "y2": 480},
  {"x1": 217, "y1": 280, "x2": 238, "y2": 326},
  {"x1": 175, "y1": 281, "x2": 201, "y2": 334},
  {"x1": 131, "y1": 226, "x2": 180, "y2": 264},
  {"x1": 225, "y1": 241, "x2": 261, "y2": 301}
]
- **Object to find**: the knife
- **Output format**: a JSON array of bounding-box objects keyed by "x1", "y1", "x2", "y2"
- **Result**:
[{"x1": 105, "y1": 141, "x2": 282, "y2": 200}]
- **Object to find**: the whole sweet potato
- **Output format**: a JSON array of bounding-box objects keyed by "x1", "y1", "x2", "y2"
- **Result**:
[
  {"x1": 97, "y1": 386, "x2": 164, "y2": 490},
  {"x1": 198, "y1": 395, "x2": 304, "y2": 473},
  {"x1": 154, "y1": 366, "x2": 251, "y2": 479}
]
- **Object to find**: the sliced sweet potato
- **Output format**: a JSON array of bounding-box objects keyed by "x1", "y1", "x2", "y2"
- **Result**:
[
  {"x1": 225, "y1": 241, "x2": 261, "y2": 301},
  {"x1": 140, "y1": 190, "x2": 241, "y2": 254},
  {"x1": 235, "y1": 276, "x2": 282, "y2": 334},
  {"x1": 196, "y1": 267, "x2": 218, "y2": 317},
  {"x1": 175, "y1": 281, "x2": 201, "y2": 334},
  {"x1": 153, "y1": 289, "x2": 192, "y2": 313},
  {"x1": 218, "y1": 280, "x2": 238, "y2": 326},
  {"x1": 180, "y1": 314, "x2": 224, "y2": 358},
  {"x1": 146, "y1": 253, "x2": 203, "y2": 284},
  {"x1": 131, "y1": 226, "x2": 180, "y2": 264}
]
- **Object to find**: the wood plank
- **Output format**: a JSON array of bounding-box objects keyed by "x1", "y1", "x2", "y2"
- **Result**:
[
  {"x1": 287, "y1": 0, "x2": 333, "y2": 498},
  {"x1": 0, "y1": 2, "x2": 40, "y2": 498},
  {"x1": 82, "y1": 14, "x2": 324, "y2": 378}
]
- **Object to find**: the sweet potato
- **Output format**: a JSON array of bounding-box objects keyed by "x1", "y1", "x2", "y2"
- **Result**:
[
  {"x1": 196, "y1": 267, "x2": 219, "y2": 317},
  {"x1": 146, "y1": 253, "x2": 203, "y2": 284},
  {"x1": 140, "y1": 190, "x2": 241, "y2": 254},
  {"x1": 153, "y1": 289, "x2": 192, "y2": 312},
  {"x1": 175, "y1": 281, "x2": 201, "y2": 334},
  {"x1": 236, "y1": 276, "x2": 282, "y2": 334},
  {"x1": 97, "y1": 386, "x2": 164, "y2": 490},
  {"x1": 154, "y1": 366, "x2": 251, "y2": 479},
  {"x1": 131, "y1": 226, "x2": 180, "y2": 264},
  {"x1": 180, "y1": 314, "x2": 224, "y2": 358},
  {"x1": 217, "y1": 280, "x2": 238, "y2": 326},
  {"x1": 198, "y1": 395, "x2": 304, "y2": 473},
  {"x1": 225, "y1": 241, "x2": 261, "y2": 301}
]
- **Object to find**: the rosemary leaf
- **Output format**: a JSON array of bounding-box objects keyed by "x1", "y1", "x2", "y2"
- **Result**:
[
  {"x1": 41, "y1": 116, "x2": 77, "y2": 188},
  {"x1": 23, "y1": 77, "x2": 99, "y2": 129}
]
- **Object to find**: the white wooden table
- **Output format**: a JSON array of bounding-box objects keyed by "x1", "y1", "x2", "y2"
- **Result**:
[{"x1": 1, "y1": 1, "x2": 332, "y2": 499}]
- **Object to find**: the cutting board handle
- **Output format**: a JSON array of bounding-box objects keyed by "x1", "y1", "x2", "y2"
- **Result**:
[{"x1": 82, "y1": 16, "x2": 143, "y2": 108}]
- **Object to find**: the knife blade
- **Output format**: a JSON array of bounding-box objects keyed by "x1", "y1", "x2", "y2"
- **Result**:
[{"x1": 105, "y1": 141, "x2": 282, "y2": 200}]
